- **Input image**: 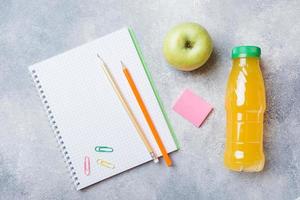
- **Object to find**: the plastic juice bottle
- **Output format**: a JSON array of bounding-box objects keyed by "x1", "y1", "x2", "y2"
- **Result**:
[{"x1": 224, "y1": 46, "x2": 266, "y2": 172}]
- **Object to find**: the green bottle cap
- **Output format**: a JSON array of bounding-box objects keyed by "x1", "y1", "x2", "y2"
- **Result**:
[{"x1": 231, "y1": 46, "x2": 261, "y2": 59}]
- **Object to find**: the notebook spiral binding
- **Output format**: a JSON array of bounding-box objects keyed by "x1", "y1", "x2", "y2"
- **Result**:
[{"x1": 30, "y1": 69, "x2": 80, "y2": 189}]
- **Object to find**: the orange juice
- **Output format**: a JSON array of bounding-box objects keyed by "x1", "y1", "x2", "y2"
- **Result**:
[{"x1": 224, "y1": 46, "x2": 266, "y2": 172}]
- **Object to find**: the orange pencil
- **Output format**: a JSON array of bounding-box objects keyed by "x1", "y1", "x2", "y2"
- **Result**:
[{"x1": 121, "y1": 61, "x2": 172, "y2": 167}]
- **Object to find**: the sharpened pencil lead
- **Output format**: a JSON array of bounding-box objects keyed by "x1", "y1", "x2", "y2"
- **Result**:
[
  {"x1": 97, "y1": 54, "x2": 105, "y2": 65},
  {"x1": 120, "y1": 61, "x2": 126, "y2": 70}
]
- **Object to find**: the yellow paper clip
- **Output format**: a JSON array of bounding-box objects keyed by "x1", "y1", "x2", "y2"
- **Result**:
[{"x1": 97, "y1": 159, "x2": 115, "y2": 169}]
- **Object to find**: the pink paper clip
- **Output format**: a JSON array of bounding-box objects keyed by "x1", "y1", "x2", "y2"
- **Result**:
[{"x1": 84, "y1": 156, "x2": 90, "y2": 176}]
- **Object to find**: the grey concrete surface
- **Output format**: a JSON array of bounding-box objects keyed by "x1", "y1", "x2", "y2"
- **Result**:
[{"x1": 1, "y1": 0, "x2": 300, "y2": 199}]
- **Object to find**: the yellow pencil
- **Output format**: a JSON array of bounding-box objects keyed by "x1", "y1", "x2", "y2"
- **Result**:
[{"x1": 96, "y1": 54, "x2": 158, "y2": 163}]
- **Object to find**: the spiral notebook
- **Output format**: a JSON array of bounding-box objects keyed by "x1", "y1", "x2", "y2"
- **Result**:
[{"x1": 28, "y1": 28, "x2": 179, "y2": 190}]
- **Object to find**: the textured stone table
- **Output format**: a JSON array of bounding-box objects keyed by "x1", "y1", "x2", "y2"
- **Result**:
[{"x1": 1, "y1": 1, "x2": 300, "y2": 199}]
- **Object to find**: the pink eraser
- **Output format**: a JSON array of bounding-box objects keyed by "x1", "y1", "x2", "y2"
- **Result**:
[{"x1": 173, "y1": 89, "x2": 213, "y2": 127}]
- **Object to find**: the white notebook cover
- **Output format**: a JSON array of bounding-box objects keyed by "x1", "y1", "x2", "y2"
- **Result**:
[{"x1": 28, "y1": 28, "x2": 178, "y2": 190}]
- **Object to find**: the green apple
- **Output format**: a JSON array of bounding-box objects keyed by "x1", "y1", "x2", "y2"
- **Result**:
[{"x1": 163, "y1": 22, "x2": 213, "y2": 71}]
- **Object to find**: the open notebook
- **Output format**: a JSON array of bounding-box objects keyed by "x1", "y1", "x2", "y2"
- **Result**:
[{"x1": 29, "y1": 28, "x2": 179, "y2": 190}]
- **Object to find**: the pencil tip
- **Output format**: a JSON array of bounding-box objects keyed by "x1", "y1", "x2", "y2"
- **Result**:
[
  {"x1": 96, "y1": 54, "x2": 105, "y2": 64},
  {"x1": 120, "y1": 61, "x2": 126, "y2": 69}
]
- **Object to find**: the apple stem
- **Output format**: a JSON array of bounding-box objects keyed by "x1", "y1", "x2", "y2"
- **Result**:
[{"x1": 185, "y1": 40, "x2": 193, "y2": 49}]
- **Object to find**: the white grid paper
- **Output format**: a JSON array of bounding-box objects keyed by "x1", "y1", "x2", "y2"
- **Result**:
[{"x1": 29, "y1": 28, "x2": 177, "y2": 190}]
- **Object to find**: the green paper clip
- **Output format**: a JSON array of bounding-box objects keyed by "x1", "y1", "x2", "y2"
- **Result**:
[{"x1": 95, "y1": 146, "x2": 113, "y2": 152}]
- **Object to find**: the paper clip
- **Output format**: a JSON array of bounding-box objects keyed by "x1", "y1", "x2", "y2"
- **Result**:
[
  {"x1": 97, "y1": 159, "x2": 115, "y2": 169},
  {"x1": 84, "y1": 156, "x2": 90, "y2": 176},
  {"x1": 95, "y1": 146, "x2": 113, "y2": 152}
]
